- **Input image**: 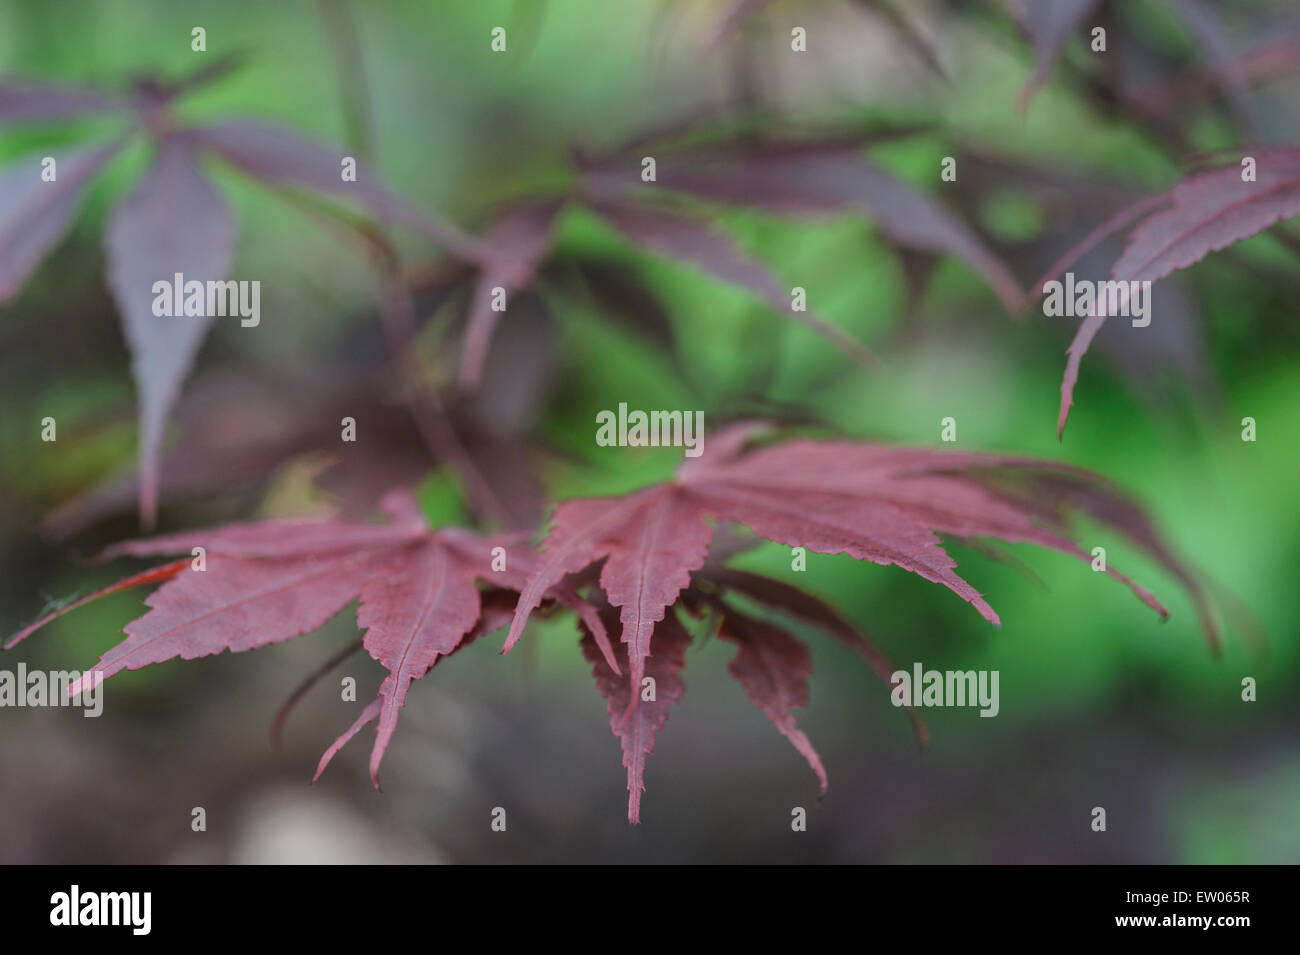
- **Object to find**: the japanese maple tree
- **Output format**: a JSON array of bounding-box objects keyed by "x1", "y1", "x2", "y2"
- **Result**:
[
  {"x1": 8, "y1": 426, "x2": 1216, "y2": 822},
  {"x1": 6, "y1": 0, "x2": 1275, "y2": 835}
]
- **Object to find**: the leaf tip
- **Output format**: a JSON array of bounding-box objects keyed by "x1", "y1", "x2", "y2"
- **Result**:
[
  {"x1": 1056, "y1": 404, "x2": 1070, "y2": 441},
  {"x1": 501, "y1": 611, "x2": 531, "y2": 656}
]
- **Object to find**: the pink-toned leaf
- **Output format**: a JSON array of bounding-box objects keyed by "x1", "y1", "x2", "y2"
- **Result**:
[
  {"x1": 656, "y1": 145, "x2": 1024, "y2": 313},
  {"x1": 0, "y1": 80, "x2": 112, "y2": 123},
  {"x1": 687, "y1": 482, "x2": 1001, "y2": 625},
  {"x1": 717, "y1": 609, "x2": 826, "y2": 794},
  {"x1": 191, "y1": 119, "x2": 483, "y2": 262},
  {"x1": 474, "y1": 589, "x2": 521, "y2": 636},
  {"x1": 1058, "y1": 312, "x2": 1107, "y2": 438},
  {"x1": 316, "y1": 596, "x2": 502, "y2": 784},
  {"x1": 104, "y1": 133, "x2": 234, "y2": 528},
  {"x1": 0, "y1": 142, "x2": 121, "y2": 300},
  {"x1": 1128, "y1": 34, "x2": 1300, "y2": 118},
  {"x1": 676, "y1": 419, "x2": 773, "y2": 478},
  {"x1": 596, "y1": 487, "x2": 712, "y2": 702},
  {"x1": 550, "y1": 582, "x2": 620, "y2": 674},
  {"x1": 1017, "y1": 0, "x2": 1101, "y2": 111},
  {"x1": 313, "y1": 697, "x2": 381, "y2": 782},
  {"x1": 587, "y1": 198, "x2": 880, "y2": 368},
  {"x1": 34, "y1": 366, "x2": 482, "y2": 541},
  {"x1": 18, "y1": 432, "x2": 1219, "y2": 823},
  {"x1": 968, "y1": 464, "x2": 1220, "y2": 649},
  {"x1": 5, "y1": 559, "x2": 188, "y2": 650},
  {"x1": 101, "y1": 516, "x2": 426, "y2": 561},
  {"x1": 503, "y1": 488, "x2": 666, "y2": 654},
  {"x1": 512, "y1": 438, "x2": 1209, "y2": 712},
  {"x1": 459, "y1": 199, "x2": 561, "y2": 388},
  {"x1": 1058, "y1": 150, "x2": 1300, "y2": 435},
  {"x1": 504, "y1": 486, "x2": 710, "y2": 699},
  {"x1": 684, "y1": 440, "x2": 1175, "y2": 624},
  {"x1": 1112, "y1": 153, "x2": 1300, "y2": 285},
  {"x1": 15, "y1": 504, "x2": 606, "y2": 792},
  {"x1": 580, "y1": 609, "x2": 691, "y2": 824},
  {"x1": 68, "y1": 551, "x2": 384, "y2": 697},
  {"x1": 357, "y1": 541, "x2": 482, "y2": 790},
  {"x1": 1031, "y1": 192, "x2": 1172, "y2": 295},
  {"x1": 705, "y1": 566, "x2": 917, "y2": 721}
]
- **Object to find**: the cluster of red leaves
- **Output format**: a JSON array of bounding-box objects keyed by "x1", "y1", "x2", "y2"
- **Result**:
[
  {"x1": 699, "y1": 0, "x2": 1300, "y2": 439},
  {"x1": 447, "y1": 120, "x2": 1026, "y2": 390},
  {"x1": 1045, "y1": 148, "x2": 1300, "y2": 435},
  {"x1": 7, "y1": 489, "x2": 609, "y2": 791},
  {"x1": 1017, "y1": 0, "x2": 1258, "y2": 133},
  {"x1": 7, "y1": 428, "x2": 1215, "y2": 822},
  {"x1": 1003, "y1": 0, "x2": 1300, "y2": 433}
]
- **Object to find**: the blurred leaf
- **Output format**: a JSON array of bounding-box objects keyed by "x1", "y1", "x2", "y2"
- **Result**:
[
  {"x1": 0, "y1": 142, "x2": 122, "y2": 300},
  {"x1": 104, "y1": 133, "x2": 234, "y2": 528}
]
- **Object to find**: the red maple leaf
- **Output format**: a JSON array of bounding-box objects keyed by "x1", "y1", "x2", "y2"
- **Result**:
[
  {"x1": 6, "y1": 489, "x2": 611, "y2": 790},
  {"x1": 504, "y1": 425, "x2": 1218, "y2": 821},
  {"x1": 1042, "y1": 148, "x2": 1300, "y2": 435},
  {"x1": 7, "y1": 432, "x2": 1216, "y2": 823}
]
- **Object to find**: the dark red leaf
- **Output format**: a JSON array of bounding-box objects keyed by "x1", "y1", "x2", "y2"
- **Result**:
[
  {"x1": 65, "y1": 551, "x2": 388, "y2": 699},
  {"x1": 587, "y1": 197, "x2": 881, "y2": 368},
  {"x1": 503, "y1": 430, "x2": 1215, "y2": 818},
  {"x1": 191, "y1": 119, "x2": 485, "y2": 263},
  {"x1": 12, "y1": 491, "x2": 594, "y2": 788},
  {"x1": 655, "y1": 144, "x2": 1025, "y2": 313},
  {"x1": 5, "y1": 559, "x2": 188, "y2": 650},
  {"x1": 511, "y1": 432, "x2": 1213, "y2": 660},
  {"x1": 1016, "y1": 0, "x2": 1101, "y2": 112},
  {"x1": 504, "y1": 485, "x2": 712, "y2": 698},
  {"x1": 704, "y1": 565, "x2": 926, "y2": 743},
  {"x1": 580, "y1": 607, "x2": 691, "y2": 824},
  {"x1": 716, "y1": 608, "x2": 826, "y2": 794},
  {"x1": 358, "y1": 541, "x2": 484, "y2": 790},
  {"x1": 1058, "y1": 149, "x2": 1300, "y2": 435}
]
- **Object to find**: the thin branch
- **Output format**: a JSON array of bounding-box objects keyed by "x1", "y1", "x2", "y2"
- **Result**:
[
  {"x1": 315, "y1": 0, "x2": 511, "y2": 527},
  {"x1": 270, "y1": 639, "x2": 364, "y2": 751}
]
